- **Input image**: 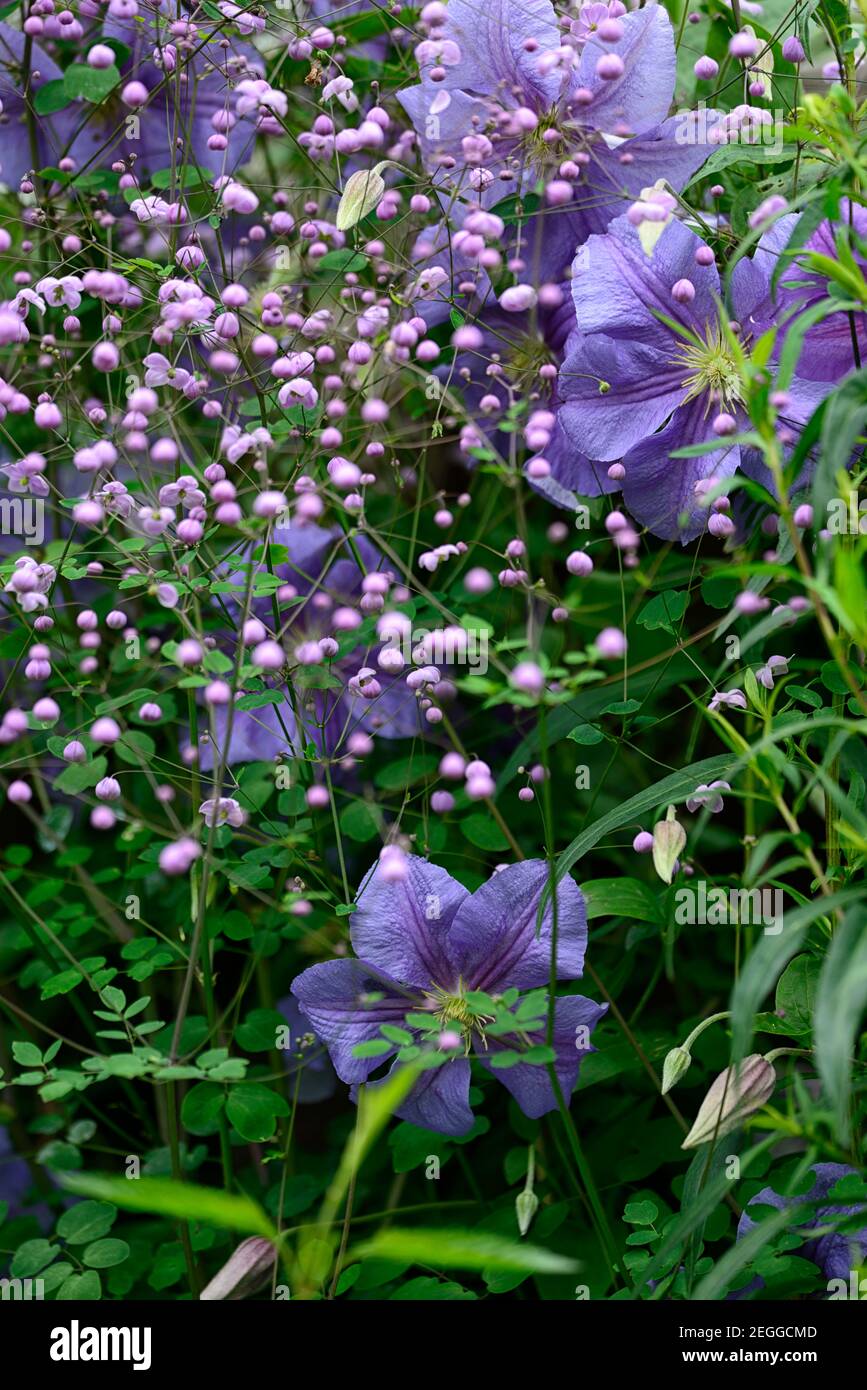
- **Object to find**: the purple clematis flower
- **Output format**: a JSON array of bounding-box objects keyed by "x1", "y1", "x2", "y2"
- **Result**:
[
  {"x1": 399, "y1": 1, "x2": 717, "y2": 281},
  {"x1": 557, "y1": 214, "x2": 827, "y2": 540},
  {"x1": 744, "y1": 201, "x2": 867, "y2": 384},
  {"x1": 198, "y1": 523, "x2": 418, "y2": 771},
  {"x1": 737, "y1": 1162, "x2": 867, "y2": 1287},
  {"x1": 291, "y1": 855, "x2": 606, "y2": 1136}
]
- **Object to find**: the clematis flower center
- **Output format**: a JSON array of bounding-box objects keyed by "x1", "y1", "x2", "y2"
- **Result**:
[
  {"x1": 425, "y1": 981, "x2": 493, "y2": 1053},
  {"x1": 674, "y1": 324, "x2": 743, "y2": 413},
  {"x1": 506, "y1": 332, "x2": 556, "y2": 382}
]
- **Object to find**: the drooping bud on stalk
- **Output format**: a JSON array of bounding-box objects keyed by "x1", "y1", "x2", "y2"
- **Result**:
[
  {"x1": 199, "y1": 1237, "x2": 276, "y2": 1301},
  {"x1": 516, "y1": 1188, "x2": 539, "y2": 1237},
  {"x1": 652, "y1": 805, "x2": 685, "y2": 884},
  {"x1": 661, "y1": 1045, "x2": 692, "y2": 1096},
  {"x1": 681, "y1": 1055, "x2": 776, "y2": 1149},
  {"x1": 515, "y1": 1146, "x2": 539, "y2": 1237}
]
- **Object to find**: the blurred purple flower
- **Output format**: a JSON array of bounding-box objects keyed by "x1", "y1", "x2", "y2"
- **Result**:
[
  {"x1": 277, "y1": 994, "x2": 337, "y2": 1104},
  {"x1": 737, "y1": 1163, "x2": 867, "y2": 1286},
  {"x1": 197, "y1": 524, "x2": 417, "y2": 772},
  {"x1": 708, "y1": 690, "x2": 748, "y2": 713},
  {"x1": 0, "y1": 23, "x2": 78, "y2": 187},
  {"x1": 745, "y1": 202, "x2": 867, "y2": 384}
]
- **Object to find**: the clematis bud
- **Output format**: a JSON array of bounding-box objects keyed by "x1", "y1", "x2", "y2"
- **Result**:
[
  {"x1": 661, "y1": 1045, "x2": 692, "y2": 1095},
  {"x1": 336, "y1": 163, "x2": 392, "y2": 231},
  {"x1": 515, "y1": 1188, "x2": 539, "y2": 1237},
  {"x1": 652, "y1": 805, "x2": 685, "y2": 884},
  {"x1": 199, "y1": 1237, "x2": 276, "y2": 1301},
  {"x1": 681, "y1": 1055, "x2": 776, "y2": 1149}
]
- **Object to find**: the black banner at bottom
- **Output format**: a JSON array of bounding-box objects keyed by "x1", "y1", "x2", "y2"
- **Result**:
[{"x1": 3, "y1": 1294, "x2": 862, "y2": 1377}]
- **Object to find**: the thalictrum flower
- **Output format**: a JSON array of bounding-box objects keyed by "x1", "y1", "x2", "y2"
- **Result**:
[{"x1": 756, "y1": 654, "x2": 790, "y2": 689}]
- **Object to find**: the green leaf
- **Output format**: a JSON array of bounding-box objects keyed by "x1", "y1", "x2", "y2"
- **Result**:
[
  {"x1": 684, "y1": 140, "x2": 795, "y2": 189},
  {"x1": 56, "y1": 1270, "x2": 102, "y2": 1300},
  {"x1": 317, "y1": 249, "x2": 367, "y2": 273},
  {"x1": 41, "y1": 968, "x2": 90, "y2": 1001},
  {"x1": 236, "y1": 1008, "x2": 286, "y2": 1053},
  {"x1": 11, "y1": 1239, "x2": 58, "y2": 1278},
  {"x1": 567, "y1": 723, "x2": 604, "y2": 746},
  {"x1": 461, "y1": 813, "x2": 509, "y2": 851},
  {"x1": 352, "y1": 1039, "x2": 395, "y2": 1059},
  {"x1": 56, "y1": 1201, "x2": 117, "y2": 1245},
  {"x1": 814, "y1": 906, "x2": 867, "y2": 1144},
  {"x1": 636, "y1": 590, "x2": 689, "y2": 635},
  {"x1": 53, "y1": 756, "x2": 108, "y2": 796},
  {"x1": 351, "y1": 1227, "x2": 578, "y2": 1274},
  {"x1": 12, "y1": 1041, "x2": 42, "y2": 1068},
  {"x1": 339, "y1": 801, "x2": 380, "y2": 842},
  {"x1": 82, "y1": 1238, "x2": 130, "y2": 1269},
  {"x1": 34, "y1": 79, "x2": 70, "y2": 115},
  {"x1": 623, "y1": 1200, "x2": 659, "y2": 1225},
  {"x1": 583, "y1": 878, "x2": 662, "y2": 924},
  {"x1": 235, "y1": 689, "x2": 285, "y2": 712},
  {"x1": 59, "y1": 1174, "x2": 276, "y2": 1237},
  {"x1": 774, "y1": 954, "x2": 820, "y2": 1035},
  {"x1": 181, "y1": 1081, "x2": 226, "y2": 1135},
  {"x1": 225, "y1": 1083, "x2": 289, "y2": 1142},
  {"x1": 63, "y1": 63, "x2": 121, "y2": 103}
]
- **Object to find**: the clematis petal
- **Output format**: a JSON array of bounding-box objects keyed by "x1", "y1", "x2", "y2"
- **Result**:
[
  {"x1": 475, "y1": 994, "x2": 607, "y2": 1118},
  {"x1": 397, "y1": 1058, "x2": 474, "y2": 1135},
  {"x1": 357, "y1": 1055, "x2": 474, "y2": 1137},
  {"x1": 621, "y1": 399, "x2": 742, "y2": 543},
  {"x1": 446, "y1": 860, "x2": 587, "y2": 992},
  {"x1": 737, "y1": 1162, "x2": 867, "y2": 1284},
  {"x1": 350, "y1": 854, "x2": 468, "y2": 989},
  {"x1": 558, "y1": 330, "x2": 684, "y2": 462},
  {"x1": 442, "y1": 0, "x2": 562, "y2": 105},
  {"x1": 572, "y1": 215, "x2": 720, "y2": 345},
  {"x1": 574, "y1": 6, "x2": 676, "y2": 134},
  {"x1": 290, "y1": 959, "x2": 416, "y2": 1084}
]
